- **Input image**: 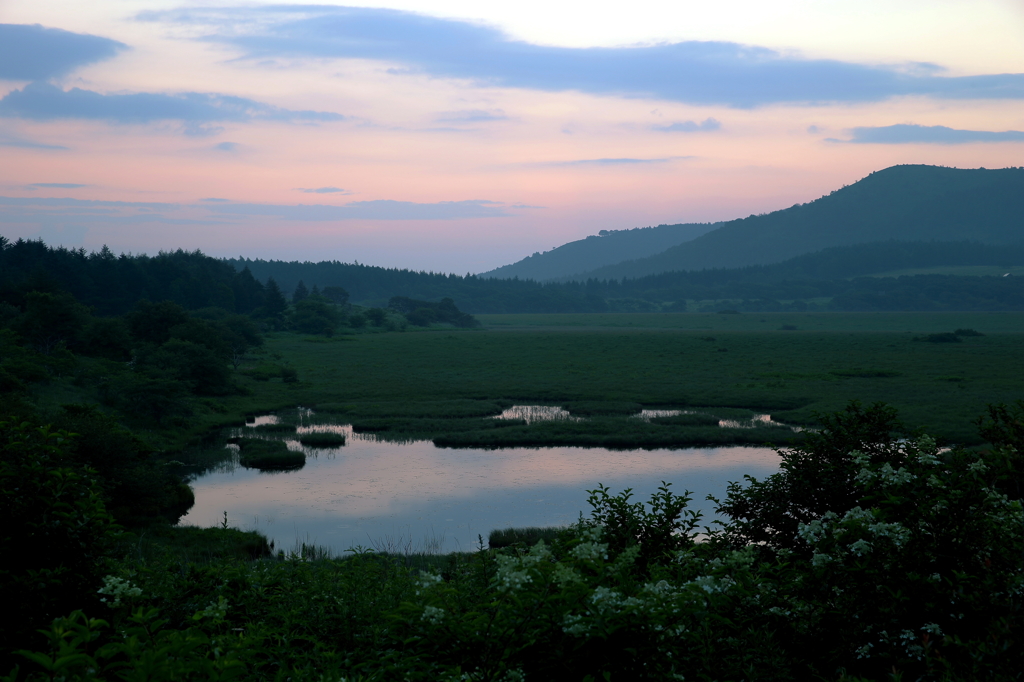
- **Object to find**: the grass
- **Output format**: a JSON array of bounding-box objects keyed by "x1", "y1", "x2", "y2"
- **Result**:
[
  {"x1": 35, "y1": 312, "x2": 1024, "y2": 449},
  {"x1": 237, "y1": 438, "x2": 306, "y2": 471},
  {"x1": 297, "y1": 431, "x2": 347, "y2": 447},
  {"x1": 315, "y1": 399, "x2": 507, "y2": 418},
  {"x1": 473, "y1": 311, "x2": 1024, "y2": 333},
  {"x1": 488, "y1": 526, "x2": 565, "y2": 549},
  {"x1": 122, "y1": 524, "x2": 272, "y2": 564},
  {"x1": 563, "y1": 401, "x2": 643, "y2": 416}
]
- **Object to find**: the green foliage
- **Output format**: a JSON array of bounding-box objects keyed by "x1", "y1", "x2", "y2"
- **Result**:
[
  {"x1": 80, "y1": 316, "x2": 132, "y2": 360},
  {"x1": 134, "y1": 339, "x2": 231, "y2": 395},
  {"x1": 51, "y1": 405, "x2": 193, "y2": 524},
  {"x1": 388, "y1": 296, "x2": 479, "y2": 327},
  {"x1": 583, "y1": 482, "x2": 701, "y2": 573},
  {"x1": 321, "y1": 286, "x2": 349, "y2": 306},
  {"x1": 0, "y1": 420, "x2": 119, "y2": 661},
  {"x1": 289, "y1": 297, "x2": 341, "y2": 336},
  {"x1": 11, "y1": 291, "x2": 89, "y2": 353},
  {"x1": 6, "y1": 607, "x2": 249, "y2": 682},
  {"x1": 102, "y1": 373, "x2": 192, "y2": 427},
  {"x1": 0, "y1": 241, "x2": 268, "y2": 316},
  {"x1": 126, "y1": 300, "x2": 189, "y2": 345},
  {"x1": 715, "y1": 402, "x2": 905, "y2": 549},
  {"x1": 6, "y1": 404, "x2": 1024, "y2": 680}
]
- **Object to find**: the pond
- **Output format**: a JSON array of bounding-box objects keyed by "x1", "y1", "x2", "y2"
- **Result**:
[{"x1": 179, "y1": 410, "x2": 783, "y2": 555}]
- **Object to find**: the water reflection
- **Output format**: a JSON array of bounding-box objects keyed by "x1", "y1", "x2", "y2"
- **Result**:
[
  {"x1": 493, "y1": 405, "x2": 582, "y2": 424},
  {"x1": 636, "y1": 409, "x2": 682, "y2": 420},
  {"x1": 181, "y1": 420, "x2": 782, "y2": 555}
]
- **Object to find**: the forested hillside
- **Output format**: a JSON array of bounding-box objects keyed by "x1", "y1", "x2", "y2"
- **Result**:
[
  {"x1": 226, "y1": 240, "x2": 1024, "y2": 313},
  {"x1": 479, "y1": 222, "x2": 717, "y2": 281},
  {"x1": 5, "y1": 233, "x2": 1024, "y2": 318},
  {"x1": 567, "y1": 165, "x2": 1024, "y2": 280}
]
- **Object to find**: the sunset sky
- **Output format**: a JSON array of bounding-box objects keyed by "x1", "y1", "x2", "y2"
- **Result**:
[{"x1": 2, "y1": 1, "x2": 1024, "y2": 273}]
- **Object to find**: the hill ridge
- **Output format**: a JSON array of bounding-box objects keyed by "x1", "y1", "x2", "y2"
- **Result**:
[{"x1": 559, "y1": 165, "x2": 1024, "y2": 281}]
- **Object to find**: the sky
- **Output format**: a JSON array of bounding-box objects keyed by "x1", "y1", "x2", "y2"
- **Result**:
[{"x1": 2, "y1": 1, "x2": 1024, "y2": 273}]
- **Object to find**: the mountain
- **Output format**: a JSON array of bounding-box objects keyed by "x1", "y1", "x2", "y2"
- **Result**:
[
  {"x1": 478, "y1": 222, "x2": 717, "y2": 281},
  {"x1": 563, "y1": 165, "x2": 1024, "y2": 281}
]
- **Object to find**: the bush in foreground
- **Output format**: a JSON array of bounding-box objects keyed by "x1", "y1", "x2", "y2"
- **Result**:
[{"x1": 6, "y1": 402, "x2": 1024, "y2": 681}]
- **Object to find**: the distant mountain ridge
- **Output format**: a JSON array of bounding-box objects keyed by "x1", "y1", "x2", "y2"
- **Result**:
[
  {"x1": 559, "y1": 165, "x2": 1024, "y2": 281},
  {"x1": 479, "y1": 222, "x2": 717, "y2": 281}
]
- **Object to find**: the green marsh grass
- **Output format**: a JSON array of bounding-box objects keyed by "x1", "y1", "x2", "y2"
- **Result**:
[
  {"x1": 297, "y1": 431, "x2": 347, "y2": 447},
  {"x1": 488, "y1": 526, "x2": 564, "y2": 549},
  {"x1": 49, "y1": 312, "x2": 1024, "y2": 449},
  {"x1": 563, "y1": 400, "x2": 643, "y2": 416},
  {"x1": 237, "y1": 438, "x2": 305, "y2": 470},
  {"x1": 316, "y1": 399, "x2": 507, "y2": 419}
]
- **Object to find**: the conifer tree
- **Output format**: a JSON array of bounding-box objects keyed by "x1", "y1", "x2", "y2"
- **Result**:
[{"x1": 264, "y1": 278, "x2": 288, "y2": 315}]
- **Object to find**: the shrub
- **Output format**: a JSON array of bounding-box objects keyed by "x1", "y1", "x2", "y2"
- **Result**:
[
  {"x1": 914, "y1": 332, "x2": 961, "y2": 343},
  {"x1": 0, "y1": 420, "x2": 118, "y2": 662}
]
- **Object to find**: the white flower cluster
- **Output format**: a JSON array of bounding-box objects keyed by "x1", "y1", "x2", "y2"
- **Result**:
[
  {"x1": 570, "y1": 526, "x2": 609, "y2": 562},
  {"x1": 848, "y1": 539, "x2": 873, "y2": 557},
  {"x1": 811, "y1": 552, "x2": 833, "y2": 567},
  {"x1": 915, "y1": 436, "x2": 940, "y2": 466},
  {"x1": 493, "y1": 541, "x2": 552, "y2": 593},
  {"x1": 874, "y1": 462, "x2": 916, "y2": 486},
  {"x1": 643, "y1": 580, "x2": 677, "y2": 597},
  {"x1": 561, "y1": 586, "x2": 647, "y2": 636},
  {"x1": 589, "y1": 587, "x2": 642, "y2": 614},
  {"x1": 686, "y1": 574, "x2": 737, "y2": 594},
  {"x1": 421, "y1": 605, "x2": 445, "y2": 625},
  {"x1": 968, "y1": 459, "x2": 989, "y2": 473},
  {"x1": 797, "y1": 505, "x2": 912, "y2": 564},
  {"x1": 97, "y1": 575, "x2": 142, "y2": 608},
  {"x1": 866, "y1": 520, "x2": 911, "y2": 547},
  {"x1": 796, "y1": 513, "x2": 837, "y2": 544},
  {"x1": 416, "y1": 571, "x2": 444, "y2": 595}
]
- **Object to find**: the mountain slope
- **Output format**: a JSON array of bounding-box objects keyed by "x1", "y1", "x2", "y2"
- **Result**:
[
  {"x1": 566, "y1": 165, "x2": 1024, "y2": 281},
  {"x1": 479, "y1": 222, "x2": 717, "y2": 281}
]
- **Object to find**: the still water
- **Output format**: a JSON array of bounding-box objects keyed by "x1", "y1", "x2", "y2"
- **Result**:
[{"x1": 180, "y1": 415, "x2": 782, "y2": 555}]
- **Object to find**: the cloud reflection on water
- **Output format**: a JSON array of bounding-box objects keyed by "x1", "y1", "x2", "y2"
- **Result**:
[{"x1": 181, "y1": 428, "x2": 780, "y2": 555}]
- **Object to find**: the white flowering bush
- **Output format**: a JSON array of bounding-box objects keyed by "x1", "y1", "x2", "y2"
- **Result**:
[
  {"x1": 9, "y1": 402, "x2": 1024, "y2": 681},
  {"x1": 386, "y1": 403, "x2": 1024, "y2": 681},
  {"x1": 97, "y1": 575, "x2": 143, "y2": 608}
]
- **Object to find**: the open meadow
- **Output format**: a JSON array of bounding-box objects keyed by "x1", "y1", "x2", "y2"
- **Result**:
[{"x1": 193, "y1": 311, "x2": 1024, "y2": 447}]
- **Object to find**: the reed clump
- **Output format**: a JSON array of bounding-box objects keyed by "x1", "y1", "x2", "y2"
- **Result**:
[
  {"x1": 298, "y1": 432, "x2": 347, "y2": 447},
  {"x1": 237, "y1": 438, "x2": 305, "y2": 470}
]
